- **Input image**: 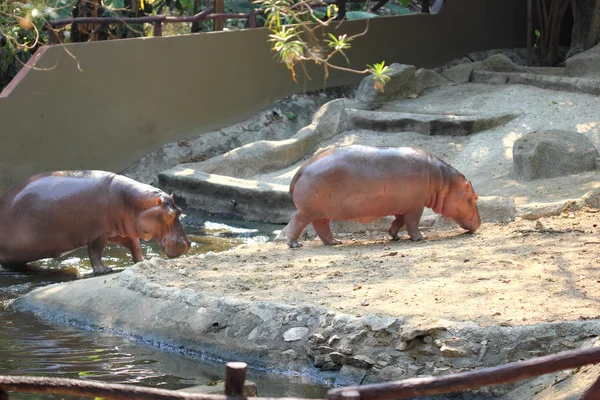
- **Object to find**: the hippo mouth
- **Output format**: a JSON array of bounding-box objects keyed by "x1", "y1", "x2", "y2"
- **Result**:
[
  {"x1": 457, "y1": 208, "x2": 482, "y2": 233},
  {"x1": 160, "y1": 236, "x2": 191, "y2": 258}
]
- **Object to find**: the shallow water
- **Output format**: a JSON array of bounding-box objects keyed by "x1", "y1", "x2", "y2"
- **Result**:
[{"x1": 0, "y1": 215, "x2": 330, "y2": 399}]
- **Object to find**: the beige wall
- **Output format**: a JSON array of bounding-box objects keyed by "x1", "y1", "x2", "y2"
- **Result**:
[{"x1": 0, "y1": 0, "x2": 525, "y2": 191}]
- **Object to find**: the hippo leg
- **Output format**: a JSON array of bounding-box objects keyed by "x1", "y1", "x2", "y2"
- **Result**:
[
  {"x1": 108, "y1": 236, "x2": 144, "y2": 263},
  {"x1": 388, "y1": 215, "x2": 405, "y2": 241},
  {"x1": 286, "y1": 211, "x2": 312, "y2": 248},
  {"x1": 87, "y1": 235, "x2": 113, "y2": 275},
  {"x1": 312, "y1": 218, "x2": 342, "y2": 246},
  {"x1": 405, "y1": 207, "x2": 425, "y2": 241}
]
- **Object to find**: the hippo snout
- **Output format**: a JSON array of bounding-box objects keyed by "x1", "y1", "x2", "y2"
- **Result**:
[
  {"x1": 458, "y1": 208, "x2": 482, "y2": 233},
  {"x1": 161, "y1": 235, "x2": 191, "y2": 258}
]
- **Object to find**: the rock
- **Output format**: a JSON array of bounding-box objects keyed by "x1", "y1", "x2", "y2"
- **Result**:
[
  {"x1": 511, "y1": 130, "x2": 599, "y2": 181},
  {"x1": 329, "y1": 351, "x2": 347, "y2": 364},
  {"x1": 441, "y1": 61, "x2": 485, "y2": 84},
  {"x1": 414, "y1": 68, "x2": 450, "y2": 93},
  {"x1": 483, "y1": 54, "x2": 525, "y2": 73},
  {"x1": 356, "y1": 64, "x2": 417, "y2": 107},
  {"x1": 313, "y1": 355, "x2": 326, "y2": 368},
  {"x1": 283, "y1": 327, "x2": 309, "y2": 342},
  {"x1": 318, "y1": 345, "x2": 334, "y2": 354},
  {"x1": 335, "y1": 365, "x2": 368, "y2": 386},
  {"x1": 347, "y1": 355, "x2": 376, "y2": 369},
  {"x1": 582, "y1": 188, "x2": 600, "y2": 209},
  {"x1": 308, "y1": 333, "x2": 326, "y2": 346},
  {"x1": 440, "y1": 344, "x2": 471, "y2": 358},
  {"x1": 282, "y1": 349, "x2": 298, "y2": 360},
  {"x1": 566, "y1": 42, "x2": 600, "y2": 78},
  {"x1": 477, "y1": 196, "x2": 517, "y2": 223}
]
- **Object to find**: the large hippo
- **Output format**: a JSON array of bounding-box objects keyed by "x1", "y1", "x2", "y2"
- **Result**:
[
  {"x1": 0, "y1": 171, "x2": 191, "y2": 275},
  {"x1": 286, "y1": 145, "x2": 481, "y2": 248}
]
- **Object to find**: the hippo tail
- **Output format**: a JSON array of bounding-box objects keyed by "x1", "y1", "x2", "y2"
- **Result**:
[{"x1": 289, "y1": 147, "x2": 337, "y2": 196}]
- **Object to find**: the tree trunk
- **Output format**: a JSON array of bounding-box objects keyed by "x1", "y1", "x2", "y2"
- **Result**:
[{"x1": 568, "y1": 0, "x2": 600, "y2": 57}]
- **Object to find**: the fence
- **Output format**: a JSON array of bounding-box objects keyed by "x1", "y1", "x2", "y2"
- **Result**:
[
  {"x1": 45, "y1": 0, "x2": 432, "y2": 43},
  {"x1": 2, "y1": 346, "x2": 600, "y2": 399}
]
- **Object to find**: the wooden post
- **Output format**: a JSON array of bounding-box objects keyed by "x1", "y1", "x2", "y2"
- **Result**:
[
  {"x1": 246, "y1": 10, "x2": 257, "y2": 28},
  {"x1": 153, "y1": 21, "x2": 162, "y2": 36},
  {"x1": 214, "y1": 0, "x2": 225, "y2": 31},
  {"x1": 527, "y1": 0, "x2": 533, "y2": 65},
  {"x1": 47, "y1": 27, "x2": 60, "y2": 44},
  {"x1": 224, "y1": 362, "x2": 247, "y2": 396},
  {"x1": 421, "y1": 0, "x2": 430, "y2": 13},
  {"x1": 336, "y1": 0, "x2": 347, "y2": 20}
]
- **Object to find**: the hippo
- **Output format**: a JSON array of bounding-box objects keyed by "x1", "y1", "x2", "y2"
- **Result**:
[
  {"x1": 286, "y1": 145, "x2": 481, "y2": 248},
  {"x1": 0, "y1": 171, "x2": 191, "y2": 275}
]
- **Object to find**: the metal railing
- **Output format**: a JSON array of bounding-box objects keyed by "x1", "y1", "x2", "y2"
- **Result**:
[{"x1": 2, "y1": 346, "x2": 600, "y2": 399}]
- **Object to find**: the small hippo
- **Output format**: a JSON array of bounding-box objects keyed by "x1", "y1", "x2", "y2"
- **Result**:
[
  {"x1": 0, "y1": 171, "x2": 191, "y2": 275},
  {"x1": 286, "y1": 145, "x2": 481, "y2": 248}
]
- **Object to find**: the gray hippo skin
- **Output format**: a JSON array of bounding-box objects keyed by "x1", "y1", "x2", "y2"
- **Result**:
[
  {"x1": 286, "y1": 145, "x2": 481, "y2": 248},
  {"x1": 0, "y1": 170, "x2": 191, "y2": 274}
]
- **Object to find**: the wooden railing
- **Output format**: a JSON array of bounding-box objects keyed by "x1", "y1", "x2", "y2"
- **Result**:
[
  {"x1": 45, "y1": 0, "x2": 430, "y2": 43},
  {"x1": 2, "y1": 346, "x2": 600, "y2": 399}
]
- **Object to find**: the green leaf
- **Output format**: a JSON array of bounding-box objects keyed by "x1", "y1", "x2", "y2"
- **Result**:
[
  {"x1": 535, "y1": 29, "x2": 541, "y2": 38},
  {"x1": 385, "y1": 3, "x2": 413, "y2": 14},
  {"x1": 345, "y1": 11, "x2": 378, "y2": 19},
  {"x1": 46, "y1": 0, "x2": 75, "y2": 20},
  {"x1": 105, "y1": 0, "x2": 125, "y2": 9}
]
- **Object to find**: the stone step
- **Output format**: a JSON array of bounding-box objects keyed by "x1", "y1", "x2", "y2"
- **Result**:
[
  {"x1": 472, "y1": 70, "x2": 600, "y2": 96},
  {"x1": 339, "y1": 108, "x2": 520, "y2": 136},
  {"x1": 158, "y1": 166, "x2": 295, "y2": 225}
]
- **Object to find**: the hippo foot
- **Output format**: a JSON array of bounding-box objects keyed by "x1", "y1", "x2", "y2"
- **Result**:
[
  {"x1": 389, "y1": 235, "x2": 400, "y2": 241},
  {"x1": 92, "y1": 266, "x2": 114, "y2": 276},
  {"x1": 325, "y1": 239, "x2": 342, "y2": 246},
  {"x1": 408, "y1": 235, "x2": 425, "y2": 242},
  {"x1": 287, "y1": 241, "x2": 303, "y2": 249}
]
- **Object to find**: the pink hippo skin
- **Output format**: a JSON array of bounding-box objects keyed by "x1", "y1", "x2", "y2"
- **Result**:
[
  {"x1": 0, "y1": 171, "x2": 191, "y2": 275},
  {"x1": 286, "y1": 145, "x2": 481, "y2": 248}
]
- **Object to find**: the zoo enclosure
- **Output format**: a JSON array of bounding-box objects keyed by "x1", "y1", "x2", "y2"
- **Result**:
[{"x1": 2, "y1": 346, "x2": 600, "y2": 399}]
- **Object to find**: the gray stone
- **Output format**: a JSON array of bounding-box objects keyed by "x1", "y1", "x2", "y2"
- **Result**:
[
  {"x1": 477, "y1": 196, "x2": 517, "y2": 223},
  {"x1": 317, "y1": 345, "x2": 334, "y2": 354},
  {"x1": 440, "y1": 344, "x2": 471, "y2": 358},
  {"x1": 511, "y1": 130, "x2": 599, "y2": 181},
  {"x1": 582, "y1": 188, "x2": 600, "y2": 209},
  {"x1": 347, "y1": 355, "x2": 376, "y2": 369},
  {"x1": 335, "y1": 365, "x2": 368, "y2": 386},
  {"x1": 329, "y1": 351, "x2": 347, "y2": 364},
  {"x1": 483, "y1": 54, "x2": 525, "y2": 73},
  {"x1": 414, "y1": 68, "x2": 450, "y2": 93},
  {"x1": 356, "y1": 64, "x2": 417, "y2": 107},
  {"x1": 441, "y1": 61, "x2": 485, "y2": 84},
  {"x1": 283, "y1": 327, "x2": 309, "y2": 342},
  {"x1": 566, "y1": 42, "x2": 600, "y2": 78},
  {"x1": 308, "y1": 333, "x2": 326, "y2": 346},
  {"x1": 313, "y1": 354, "x2": 326, "y2": 368}
]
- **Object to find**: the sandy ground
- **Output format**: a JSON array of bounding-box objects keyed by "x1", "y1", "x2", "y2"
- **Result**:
[{"x1": 134, "y1": 206, "x2": 600, "y2": 327}]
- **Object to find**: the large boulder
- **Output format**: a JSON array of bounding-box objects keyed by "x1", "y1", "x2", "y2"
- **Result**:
[{"x1": 511, "y1": 130, "x2": 599, "y2": 181}]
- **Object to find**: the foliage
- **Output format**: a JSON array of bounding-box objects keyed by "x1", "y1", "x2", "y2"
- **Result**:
[{"x1": 254, "y1": 0, "x2": 393, "y2": 91}]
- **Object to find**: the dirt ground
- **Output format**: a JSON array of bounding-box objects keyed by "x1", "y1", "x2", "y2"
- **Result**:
[{"x1": 134, "y1": 207, "x2": 600, "y2": 327}]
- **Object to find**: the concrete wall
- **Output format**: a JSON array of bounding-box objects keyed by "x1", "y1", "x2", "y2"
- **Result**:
[{"x1": 0, "y1": 0, "x2": 526, "y2": 191}]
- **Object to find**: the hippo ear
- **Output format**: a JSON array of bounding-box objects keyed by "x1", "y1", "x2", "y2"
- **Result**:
[
  {"x1": 155, "y1": 197, "x2": 164, "y2": 206},
  {"x1": 465, "y1": 181, "x2": 472, "y2": 191}
]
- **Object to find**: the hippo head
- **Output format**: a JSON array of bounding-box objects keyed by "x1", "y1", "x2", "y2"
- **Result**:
[
  {"x1": 136, "y1": 194, "x2": 191, "y2": 258},
  {"x1": 444, "y1": 177, "x2": 481, "y2": 233}
]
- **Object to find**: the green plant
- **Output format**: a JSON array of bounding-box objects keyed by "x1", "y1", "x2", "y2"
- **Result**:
[{"x1": 255, "y1": 0, "x2": 392, "y2": 91}]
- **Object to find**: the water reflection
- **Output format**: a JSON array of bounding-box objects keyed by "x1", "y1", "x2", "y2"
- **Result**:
[{"x1": 0, "y1": 217, "x2": 329, "y2": 399}]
